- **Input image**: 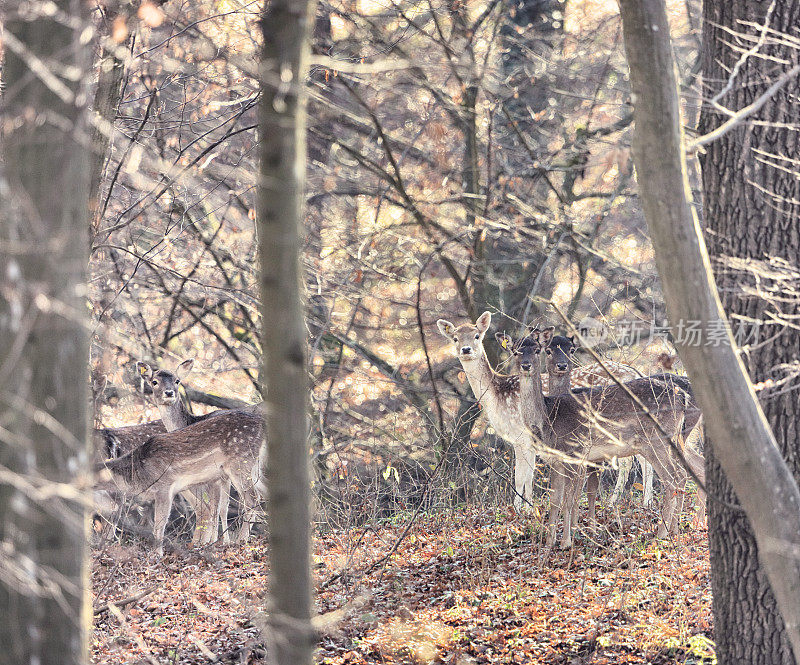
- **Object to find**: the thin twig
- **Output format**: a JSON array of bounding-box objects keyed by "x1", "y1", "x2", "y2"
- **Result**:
[
  {"x1": 94, "y1": 585, "x2": 158, "y2": 615},
  {"x1": 690, "y1": 63, "x2": 800, "y2": 151}
]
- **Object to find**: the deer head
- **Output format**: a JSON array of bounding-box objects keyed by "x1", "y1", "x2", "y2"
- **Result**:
[
  {"x1": 494, "y1": 326, "x2": 554, "y2": 375},
  {"x1": 437, "y1": 311, "x2": 493, "y2": 363},
  {"x1": 545, "y1": 334, "x2": 578, "y2": 378},
  {"x1": 136, "y1": 359, "x2": 194, "y2": 407}
]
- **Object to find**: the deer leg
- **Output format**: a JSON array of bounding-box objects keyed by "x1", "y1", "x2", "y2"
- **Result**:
[
  {"x1": 152, "y1": 489, "x2": 176, "y2": 557},
  {"x1": 217, "y1": 480, "x2": 232, "y2": 545},
  {"x1": 684, "y1": 447, "x2": 707, "y2": 528},
  {"x1": 608, "y1": 456, "x2": 631, "y2": 508},
  {"x1": 569, "y1": 470, "x2": 591, "y2": 532},
  {"x1": 639, "y1": 456, "x2": 654, "y2": 507},
  {"x1": 545, "y1": 464, "x2": 566, "y2": 547},
  {"x1": 228, "y1": 473, "x2": 260, "y2": 543},
  {"x1": 523, "y1": 449, "x2": 537, "y2": 509},
  {"x1": 190, "y1": 483, "x2": 218, "y2": 546},
  {"x1": 585, "y1": 468, "x2": 599, "y2": 524},
  {"x1": 645, "y1": 442, "x2": 687, "y2": 538},
  {"x1": 513, "y1": 446, "x2": 529, "y2": 511},
  {"x1": 559, "y1": 471, "x2": 579, "y2": 549}
]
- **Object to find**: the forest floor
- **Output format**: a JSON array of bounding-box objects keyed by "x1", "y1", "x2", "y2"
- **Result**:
[{"x1": 92, "y1": 505, "x2": 713, "y2": 664}]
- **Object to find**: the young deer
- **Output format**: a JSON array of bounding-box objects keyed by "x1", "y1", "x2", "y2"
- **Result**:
[
  {"x1": 542, "y1": 334, "x2": 654, "y2": 510},
  {"x1": 437, "y1": 312, "x2": 550, "y2": 510},
  {"x1": 136, "y1": 359, "x2": 263, "y2": 545},
  {"x1": 97, "y1": 410, "x2": 266, "y2": 556},
  {"x1": 510, "y1": 327, "x2": 699, "y2": 547}
]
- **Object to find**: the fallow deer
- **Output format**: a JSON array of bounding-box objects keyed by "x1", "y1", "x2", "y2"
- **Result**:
[
  {"x1": 437, "y1": 312, "x2": 550, "y2": 511},
  {"x1": 136, "y1": 359, "x2": 263, "y2": 545},
  {"x1": 541, "y1": 334, "x2": 654, "y2": 511},
  {"x1": 536, "y1": 333, "x2": 706, "y2": 525},
  {"x1": 511, "y1": 327, "x2": 699, "y2": 548},
  {"x1": 97, "y1": 410, "x2": 266, "y2": 556}
]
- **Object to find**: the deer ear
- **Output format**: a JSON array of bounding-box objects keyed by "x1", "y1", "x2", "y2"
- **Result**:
[
  {"x1": 175, "y1": 359, "x2": 194, "y2": 380},
  {"x1": 539, "y1": 326, "x2": 555, "y2": 346},
  {"x1": 495, "y1": 332, "x2": 513, "y2": 350},
  {"x1": 136, "y1": 361, "x2": 153, "y2": 380},
  {"x1": 437, "y1": 319, "x2": 455, "y2": 338},
  {"x1": 475, "y1": 311, "x2": 492, "y2": 333}
]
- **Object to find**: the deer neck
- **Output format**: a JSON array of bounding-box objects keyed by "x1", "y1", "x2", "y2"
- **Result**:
[
  {"x1": 459, "y1": 345, "x2": 507, "y2": 407},
  {"x1": 548, "y1": 370, "x2": 571, "y2": 396},
  {"x1": 519, "y1": 367, "x2": 550, "y2": 435},
  {"x1": 458, "y1": 346, "x2": 529, "y2": 447},
  {"x1": 157, "y1": 400, "x2": 197, "y2": 432}
]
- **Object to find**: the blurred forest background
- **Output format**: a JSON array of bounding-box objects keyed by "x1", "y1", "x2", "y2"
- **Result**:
[
  {"x1": 92, "y1": 0, "x2": 702, "y2": 519},
  {"x1": 1, "y1": 0, "x2": 796, "y2": 662}
]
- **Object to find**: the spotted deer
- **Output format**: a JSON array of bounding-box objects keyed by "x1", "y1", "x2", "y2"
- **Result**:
[
  {"x1": 509, "y1": 327, "x2": 701, "y2": 548},
  {"x1": 541, "y1": 334, "x2": 654, "y2": 510},
  {"x1": 437, "y1": 312, "x2": 550, "y2": 511},
  {"x1": 96, "y1": 410, "x2": 266, "y2": 556},
  {"x1": 136, "y1": 359, "x2": 263, "y2": 545}
]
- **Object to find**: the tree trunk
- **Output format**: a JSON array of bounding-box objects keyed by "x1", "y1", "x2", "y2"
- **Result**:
[
  {"x1": 699, "y1": 1, "x2": 800, "y2": 662},
  {"x1": 0, "y1": 3, "x2": 91, "y2": 664},
  {"x1": 258, "y1": 2, "x2": 317, "y2": 664},
  {"x1": 617, "y1": 0, "x2": 800, "y2": 662}
]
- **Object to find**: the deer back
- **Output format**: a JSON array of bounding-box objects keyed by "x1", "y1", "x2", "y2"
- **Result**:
[{"x1": 99, "y1": 411, "x2": 263, "y2": 497}]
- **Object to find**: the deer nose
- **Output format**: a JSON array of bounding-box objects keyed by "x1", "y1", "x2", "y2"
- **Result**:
[
  {"x1": 520, "y1": 362, "x2": 532, "y2": 372},
  {"x1": 163, "y1": 389, "x2": 175, "y2": 398},
  {"x1": 460, "y1": 346, "x2": 472, "y2": 355},
  {"x1": 557, "y1": 362, "x2": 568, "y2": 371}
]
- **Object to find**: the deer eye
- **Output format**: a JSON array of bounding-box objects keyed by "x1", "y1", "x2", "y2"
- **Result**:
[
  {"x1": 152, "y1": 379, "x2": 158, "y2": 386},
  {"x1": 545, "y1": 349, "x2": 552, "y2": 355},
  {"x1": 474, "y1": 334, "x2": 479, "y2": 340},
  {"x1": 175, "y1": 379, "x2": 180, "y2": 385}
]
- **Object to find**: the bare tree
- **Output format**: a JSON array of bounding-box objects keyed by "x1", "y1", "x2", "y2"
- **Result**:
[
  {"x1": 617, "y1": 0, "x2": 800, "y2": 662},
  {"x1": 0, "y1": 1, "x2": 92, "y2": 663},
  {"x1": 699, "y1": 1, "x2": 800, "y2": 662},
  {"x1": 259, "y1": 1, "x2": 317, "y2": 664}
]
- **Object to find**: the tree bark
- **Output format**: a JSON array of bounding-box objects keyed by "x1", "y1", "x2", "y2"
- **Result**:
[
  {"x1": 0, "y1": 2, "x2": 92, "y2": 664},
  {"x1": 258, "y1": 2, "x2": 317, "y2": 664},
  {"x1": 617, "y1": 0, "x2": 800, "y2": 662},
  {"x1": 699, "y1": 1, "x2": 800, "y2": 662}
]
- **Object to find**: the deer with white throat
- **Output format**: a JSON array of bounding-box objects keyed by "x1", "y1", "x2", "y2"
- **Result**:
[{"x1": 437, "y1": 312, "x2": 549, "y2": 511}]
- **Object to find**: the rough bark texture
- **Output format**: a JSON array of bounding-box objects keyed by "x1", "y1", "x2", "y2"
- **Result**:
[
  {"x1": 258, "y1": 2, "x2": 317, "y2": 664},
  {"x1": 0, "y1": 2, "x2": 91, "y2": 663},
  {"x1": 618, "y1": 0, "x2": 800, "y2": 662},
  {"x1": 699, "y1": 1, "x2": 800, "y2": 662}
]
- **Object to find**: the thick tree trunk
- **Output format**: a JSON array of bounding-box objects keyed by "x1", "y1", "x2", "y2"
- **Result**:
[
  {"x1": 258, "y1": 2, "x2": 317, "y2": 664},
  {"x1": 699, "y1": 1, "x2": 800, "y2": 662},
  {"x1": 0, "y1": 2, "x2": 92, "y2": 664},
  {"x1": 617, "y1": 0, "x2": 800, "y2": 662}
]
